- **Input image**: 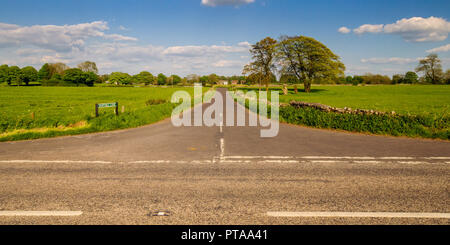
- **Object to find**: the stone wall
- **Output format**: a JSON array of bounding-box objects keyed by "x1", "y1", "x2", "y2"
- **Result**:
[{"x1": 290, "y1": 101, "x2": 396, "y2": 116}]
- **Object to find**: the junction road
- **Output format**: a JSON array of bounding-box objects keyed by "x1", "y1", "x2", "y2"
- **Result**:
[{"x1": 0, "y1": 88, "x2": 448, "y2": 224}]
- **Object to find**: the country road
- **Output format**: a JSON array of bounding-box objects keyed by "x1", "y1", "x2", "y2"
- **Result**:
[{"x1": 0, "y1": 88, "x2": 449, "y2": 224}]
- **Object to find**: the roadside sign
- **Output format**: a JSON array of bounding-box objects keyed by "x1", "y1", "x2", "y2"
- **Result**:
[
  {"x1": 97, "y1": 102, "x2": 118, "y2": 108},
  {"x1": 95, "y1": 102, "x2": 119, "y2": 117}
]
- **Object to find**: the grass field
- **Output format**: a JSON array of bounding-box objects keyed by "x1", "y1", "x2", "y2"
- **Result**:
[
  {"x1": 232, "y1": 85, "x2": 450, "y2": 139},
  {"x1": 237, "y1": 85, "x2": 450, "y2": 117},
  {"x1": 0, "y1": 87, "x2": 207, "y2": 141}
]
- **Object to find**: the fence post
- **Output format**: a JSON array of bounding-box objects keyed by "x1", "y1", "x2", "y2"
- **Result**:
[
  {"x1": 115, "y1": 102, "x2": 119, "y2": 116},
  {"x1": 95, "y1": 104, "x2": 99, "y2": 117}
]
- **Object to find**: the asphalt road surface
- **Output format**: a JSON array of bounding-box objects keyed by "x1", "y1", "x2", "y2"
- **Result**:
[{"x1": 0, "y1": 88, "x2": 448, "y2": 225}]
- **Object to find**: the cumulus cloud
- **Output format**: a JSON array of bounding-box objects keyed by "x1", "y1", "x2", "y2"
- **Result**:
[
  {"x1": 354, "y1": 24, "x2": 384, "y2": 34},
  {"x1": 162, "y1": 44, "x2": 249, "y2": 57},
  {"x1": 201, "y1": 0, "x2": 255, "y2": 7},
  {"x1": 352, "y1": 17, "x2": 450, "y2": 42},
  {"x1": 0, "y1": 21, "x2": 137, "y2": 52},
  {"x1": 361, "y1": 57, "x2": 421, "y2": 65},
  {"x1": 427, "y1": 43, "x2": 450, "y2": 53},
  {"x1": 212, "y1": 60, "x2": 244, "y2": 68},
  {"x1": 338, "y1": 26, "x2": 351, "y2": 34}
]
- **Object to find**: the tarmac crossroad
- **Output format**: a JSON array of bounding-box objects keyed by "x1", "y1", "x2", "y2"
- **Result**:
[{"x1": 0, "y1": 88, "x2": 449, "y2": 224}]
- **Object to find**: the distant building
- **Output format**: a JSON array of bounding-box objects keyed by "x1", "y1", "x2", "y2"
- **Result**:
[{"x1": 231, "y1": 80, "x2": 238, "y2": 85}]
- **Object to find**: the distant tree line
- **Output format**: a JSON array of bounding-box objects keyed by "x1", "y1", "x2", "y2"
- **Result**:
[{"x1": 1, "y1": 53, "x2": 448, "y2": 88}]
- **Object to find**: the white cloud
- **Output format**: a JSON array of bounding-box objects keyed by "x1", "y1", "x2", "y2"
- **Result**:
[
  {"x1": 212, "y1": 60, "x2": 244, "y2": 68},
  {"x1": 427, "y1": 43, "x2": 450, "y2": 53},
  {"x1": 0, "y1": 21, "x2": 137, "y2": 52},
  {"x1": 162, "y1": 44, "x2": 249, "y2": 57},
  {"x1": 361, "y1": 57, "x2": 421, "y2": 65},
  {"x1": 338, "y1": 26, "x2": 351, "y2": 34},
  {"x1": 201, "y1": 0, "x2": 255, "y2": 7},
  {"x1": 353, "y1": 17, "x2": 450, "y2": 42},
  {"x1": 354, "y1": 24, "x2": 384, "y2": 34}
]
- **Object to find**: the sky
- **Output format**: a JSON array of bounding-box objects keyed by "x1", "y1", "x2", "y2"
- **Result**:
[{"x1": 0, "y1": 0, "x2": 449, "y2": 76}]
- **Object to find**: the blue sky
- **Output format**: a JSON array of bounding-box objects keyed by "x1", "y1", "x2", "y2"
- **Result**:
[{"x1": 0, "y1": 0, "x2": 449, "y2": 76}]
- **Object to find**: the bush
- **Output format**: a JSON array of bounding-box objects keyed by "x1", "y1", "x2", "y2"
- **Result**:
[
  {"x1": 145, "y1": 99, "x2": 167, "y2": 106},
  {"x1": 41, "y1": 79, "x2": 62, "y2": 87}
]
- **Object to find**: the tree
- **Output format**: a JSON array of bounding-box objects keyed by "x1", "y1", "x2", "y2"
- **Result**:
[
  {"x1": 445, "y1": 69, "x2": 450, "y2": 85},
  {"x1": 392, "y1": 74, "x2": 404, "y2": 84},
  {"x1": 157, "y1": 73, "x2": 167, "y2": 85},
  {"x1": 38, "y1": 63, "x2": 52, "y2": 81},
  {"x1": 63, "y1": 68, "x2": 85, "y2": 86},
  {"x1": 8, "y1": 66, "x2": 23, "y2": 86},
  {"x1": 77, "y1": 61, "x2": 98, "y2": 74},
  {"x1": 208, "y1": 74, "x2": 219, "y2": 85},
  {"x1": 170, "y1": 75, "x2": 181, "y2": 85},
  {"x1": 404, "y1": 71, "x2": 418, "y2": 84},
  {"x1": 132, "y1": 71, "x2": 154, "y2": 85},
  {"x1": 109, "y1": 72, "x2": 132, "y2": 85},
  {"x1": 276, "y1": 35, "x2": 345, "y2": 92},
  {"x1": 49, "y1": 63, "x2": 69, "y2": 77},
  {"x1": 0, "y1": 65, "x2": 8, "y2": 84},
  {"x1": 83, "y1": 72, "x2": 99, "y2": 87},
  {"x1": 416, "y1": 54, "x2": 444, "y2": 84},
  {"x1": 280, "y1": 73, "x2": 300, "y2": 84},
  {"x1": 21, "y1": 66, "x2": 38, "y2": 85},
  {"x1": 186, "y1": 74, "x2": 200, "y2": 84},
  {"x1": 248, "y1": 37, "x2": 277, "y2": 91}
]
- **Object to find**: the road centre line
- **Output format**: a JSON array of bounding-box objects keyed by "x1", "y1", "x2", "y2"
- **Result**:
[
  {"x1": 0, "y1": 211, "x2": 83, "y2": 216},
  {"x1": 0, "y1": 160, "x2": 112, "y2": 164},
  {"x1": 266, "y1": 212, "x2": 450, "y2": 219}
]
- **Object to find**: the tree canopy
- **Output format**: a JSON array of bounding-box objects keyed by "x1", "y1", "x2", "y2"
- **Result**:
[
  {"x1": 416, "y1": 54, "x2": 444, "y2": 84},
  {"x1": 276, "y1": 35, "x2": 345, "y2": 92}
]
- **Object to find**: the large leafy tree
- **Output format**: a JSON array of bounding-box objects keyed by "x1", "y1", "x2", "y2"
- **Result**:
[
  {"x1": 38, "y1": 63, "x2": 52, "y2": 81},
  {"x1": 49, "y1": 63, "x2": 69, "y2": 77},
  {"x1": 170, "y1": 75, "x2": 181, "y2": 85},
  {"x1": 8, "y1": 66, "x2": 23, "y2": 86},
  {"x1": 275, "y1": 35, "x2": 345, "y2": 92},
  {"x1": 77, "y1": 61, "x2": 98, "y2": 74},
  {"x1": 21, "y1": 66, "x2": 38, "y2": 86},
  {"x1": 404, "y1": 71, "x2": 418, "y2": 84},
  {"x1": 247, "y1": 37, "x2": 277, "y2": 91},
  {"x1": 0, "y1": 65, "x2": 9, "y2": 84},
  {"x1": 157, "y1": 73, "x2": 167, "y2": 85},
  {"x1": 109, "y1": 72, "x2": 132, "y2": 85},
  {"x1": 132, "y1": 71, "x2": 154, "y2": 85},
  {"x1": 416, "y1": 54, "x2": 444, "y2": 84},
  {"x1": 63, "y1": 68, "x2": 86, "y2": 86}
]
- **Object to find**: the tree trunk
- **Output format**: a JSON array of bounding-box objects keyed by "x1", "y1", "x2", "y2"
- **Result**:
[{"x1": 304, "y1": 81, "x2": 311, "y2": 93}]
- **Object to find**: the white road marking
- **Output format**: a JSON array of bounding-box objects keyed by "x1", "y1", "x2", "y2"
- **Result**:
[
  {"x1": 267, "y1": 212, "x2": 450, "y2": 219},
  {"x1": 310, "y1": 160, "x2": 348, "y2": 164},
  {"x1": 0, "y1": 211, "x2": 83, "y2": 216},
  {"x1": 223, "y1": 156, "x2": 294, "y2": 159},
  {"x1": 130, "y1": 160, "x2": 188, "y2": 164},
  {"x1": 353, "y1": 161, "x2": 382, "y2": 164},
  {"x1": 220, "y1": 138, "x2": 225, "y2": 159},
  {"x1": 398, "y1": 161, "x2": 427, "y2": 165},
  {"x1": 0, "y1": 160, "x2": 112, "y2": 164},
  {"x1": 301, "y1": 156, "x2": 376, "y2": 160},
  {"x1": 257, "y1": 160, "x2": 300, "y2": 164},
  {"x1": 379, "y1": 157, "x2": 415, "y2": 160}
]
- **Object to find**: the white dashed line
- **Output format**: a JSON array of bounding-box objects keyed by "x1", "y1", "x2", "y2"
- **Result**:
[
  {"x1": 301, "y1": 156, "x2": 376, "y2": 160},
  {"x1": 220, "y1": 138, "x2": 225, "y2": 159},
  {"x1": 0, "y1": 160, "x2": 112, "y2": 164},
  {"x1": 267, "y1": 212, "x2": 450, "y2": 219},
  {"x1": 0, "y1": 211, "x2": 83, "y2": 217}
]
